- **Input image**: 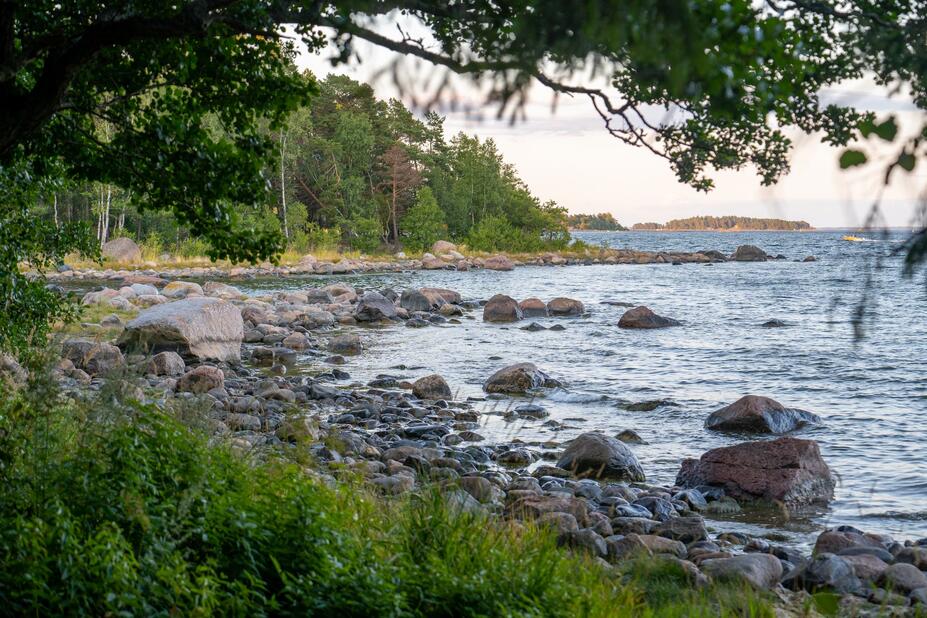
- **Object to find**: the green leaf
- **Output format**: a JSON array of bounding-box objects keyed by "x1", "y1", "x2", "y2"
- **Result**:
[
  {"x1": 873, "y1": 117, "x2": 898, "y2": 142},
  {"x1": 811, "y1": 592, "x2": 840, "y2": 617},
  {"x1": 839, "y1": 149, "x2": 867, "y2": 169},
  {"x1": 898, "y1": 152, "x2": 916, "y2": 171}
]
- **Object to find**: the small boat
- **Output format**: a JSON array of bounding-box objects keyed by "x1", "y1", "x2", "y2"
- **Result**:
[{"x1": 842, "y1": 235, "x2": 868, "y2": 242}]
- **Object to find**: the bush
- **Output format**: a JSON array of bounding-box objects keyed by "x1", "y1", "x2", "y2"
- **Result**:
[
  {"x1": 139, "y1": 231, "x2": 165, "y2": 261},
  {"x1": 401, "y1": 188, "x2": 446, "y2": 253},
  {"x1": 346, "y1": 215, "x2": 382, "y2": 253},
  {"x1": 0, "y1": 365, "x2": 774, "y2": 616}
]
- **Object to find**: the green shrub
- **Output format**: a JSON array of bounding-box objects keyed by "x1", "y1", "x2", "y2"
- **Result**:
[
  {"x1": 401, "y1": 187, "x2": 446, "y2": 253},
  {"x1": 346, "y1": 215, "x2": 382, "y2": 253}
]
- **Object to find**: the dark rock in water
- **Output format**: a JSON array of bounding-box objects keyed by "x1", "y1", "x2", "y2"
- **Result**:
[
  {"x1": 354, "y1": 291, "x2": 398, "y2": 321},
  {"x1": 520, "y1": 322, "x2": 546, "y2": 332},
  {"x1": 400, "y1": 289, "x2": 432, "y2": 312},
  {"x1": 697, "y1": 249, "x2": 727, "y2": 261},
  {"x1": 616, "y1": 429, "x2": 646, "y2": 444},
  {"x1": 556, "y1": 432, "x2": 645, "y2": 481},
  {"x1": 633, "y1": 496, "x2": 676, "y2": 522},
  {"x1": 405, "y1": 318, "x2": 430, "y2": 328},
  {"x1": 547, "y1": 297, "x2": 584, "y2": 316},
  {"x1": 624, "y1": 399, "x2": 676, "y2": 412},
  {"x1": 421, "y1": 287, "x2": 462, "y2": 305},
  {"x1": 618, "y1": 306, "x2": 680, "y2": 329},
  {"x1": 328, "y1": 334, "x2": 362, "y2": 355},
  {"x1": 803, "y1": 255, "x2": 817, "y2": 262},
  {"x1": 483, "y1": 362, "x2": 559, "y2": 394},
  {"x1": 601, "y1": 300, "x2": 636, "y2": 307},
  {"x1": 731, "y1": 244, "x2": 768, "y2": 262},
  {"x1": 483, "y1": 294, "x2": 523, "y2": 323},
  {"x1": 761, "y1": 319, "x2": 787, "y2": 328},
  {"x1": 673, "y1": 489, "x2": 708, "y2": 511},
  {"x1": 676, "y1": 437, "x2": 835, "y2": 507},
  {"x1": 548, "y1": 324, "x2": 566, "y2": 331},
  {"x1": 514, "y1": 404, "x2": 548, "y2": 419},
  {"x1": 774, "y1": 254, "x2": 787, "y2": 260},
  {"x1": 412, "y1": 374, "x2": 452, "y2": 400},
  {"x1": 496, "y1": 448, "x2": 535, "y2": 465},
  {"x1": 518, "y1": 297, "x2": 548, "y2": 317},
  {"x1": 324, "y1": 355, "x2": 346, "y2": 365},
  {"x1": 705, "y1": 395, "x2": 821, "y2": 434}
]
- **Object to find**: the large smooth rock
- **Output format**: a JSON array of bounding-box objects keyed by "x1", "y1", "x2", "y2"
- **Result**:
[
  {"x1": 353, "y1": 291, "x2": 397, "y2": 321},
  {"x1": 421, "y1": 287, "x2": 462, "y2": 305},
  {"x1": 483, "y1": 294, "x2": 522, "y2": 322},
  {"x1": 483, "y1": 362, "x2": 558, "y2": 394},
  {"x1": 700, "y1": 554, "x2": 783, "y2": 590},
  {"x1": 518, "y1": 298, "x2": 548, "y2": 317},
  {"x1": 879, "y1": 563, "x2": 927, "y2": 594},
  {"x1": 705, "y1": 395, "x2": 821, "y2": 434},
  {"x1": 146, "y1": 350, "x2": 185, "y2": 376},
  {"x1": 101, "y1": 237, "x2": 141, "y2": 262},
  {"x1": 81, "y1": 342, "x2": 125, "y2": 376},
  {"x1": 556, "y1": 432, "x2": 645, "y2": 481},
  {"x1": 676, "y1": 437, "x2": 835, "y2": 507},
  {"x1": 731, "y1": 245, "x2": 768, "y2": 261},
  {"x1": 547, "y1": 297, "x2": 584, "y2": 316},
  {"x1": 412, "y1": 374, "x2": 452, "y2": 400},
  {"x1": 431, "y1": 240, "x2": 457, "y2": 254},
  {"x1": 328, "y1": 334, "x2": 361, "y2": 355},
  {"x1": 177, "y1": 365, "x2": 224, "y2": 394},
  {"x1": 783, "y1": 553, "x2": 862, "y2": 594},
  {"x1": 484, "y1": 255, "x2": 514, "y2": 271},
  {"x1": 618, "y1": 306, "x2": 680, "y2": 329},
  {"x1": 400, "y1": 289, "x2": 432, "y2": 312},
  {"x1": 504, "y1": 494, "x2": 588, "y2": 525},
  {"x1": 118, "y1": 297, "x2": 243, "y2": 363}
]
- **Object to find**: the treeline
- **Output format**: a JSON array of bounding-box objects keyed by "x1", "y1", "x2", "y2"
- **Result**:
[
  {"x1": 567, "y1": 213, "x2": 627, "y2": 231},
  {"x1": 29, "y1": 74, "x2": 570, "y2": 258},
  {"x1": 631, "y1": 216, "x2": 812, "y2": 231}
]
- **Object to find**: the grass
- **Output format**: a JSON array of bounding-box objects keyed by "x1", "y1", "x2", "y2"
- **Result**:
[
  {"x1": 53, "y1": 302, "x2": 138, "y2": 341},
  {"x1": 0, "y1": 360, "x2": 777, "y2": 616}
]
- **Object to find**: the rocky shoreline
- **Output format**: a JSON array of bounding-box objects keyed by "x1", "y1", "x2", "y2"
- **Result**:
[
  {"x1": 45, "y1": 240, "x2": 818, "y2": 285},
  {"x1": 18, "y1": 249, "x2": 927, "y2": 615}
]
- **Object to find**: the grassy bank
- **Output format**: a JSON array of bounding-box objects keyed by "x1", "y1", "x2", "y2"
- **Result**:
[{"x1": 0, "y1": 364, "x2": 775, "y2": 616}]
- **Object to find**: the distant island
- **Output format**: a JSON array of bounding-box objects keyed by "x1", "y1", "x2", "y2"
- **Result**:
[
  {"x1": 631, "y1": 216, "x2": 812, "y2": 231},
  {"x1": 567, "y1": 212, "x2": 627, "y2": 231}
]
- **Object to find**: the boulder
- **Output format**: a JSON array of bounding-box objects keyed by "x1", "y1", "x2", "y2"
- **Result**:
[
  {"x1": 161, "y1": 281, "x2": 204, "y2": 299},
  {"x1": 62, "y1": 341, "x2": 124, "y2": 376},
  {"x1": 483, "y1": 362, "x2": 558, "y2": 394},
  {"x1": 618, "y1": 306, "x2": 680, "y2": 329},
  {"x1": 431, "y1": 240, "x2": 457, "y2": 254},
  {"x1": 504, "y1": 494, "x2": 588, "y2": 525},
  {"x1": 879, "y1": 563, "x2": 927, "y2": 594},
  {"x1": 700, "y1": 554, "x2": 783, "y2": 590},
  {"x1": 547, "y1": 297, "x2": 584, "y2": 316},
  {"x1": 203, "y1": 281, "x2": 244, "y2": 300},
  {"x1": 556, "y1": 432, "x2": 645, "y2": 481},
  {"x1": 421, "y1": 287, "x2": 462, "y2": 305},
  {"x1": 518, "y1": 298, "x2": 548, "y2": 317},
  {"x1": 146, "y1": 351, "x2": 186, "y2": 376},
  {"x1": 483, "y1": 294, "x2": 523, "y2": 322},
  {"x1": 412, "y1": 374, "x2": 452, "y2": 400},
  {"x1": 400, "y1": 289, "x2": 433, "y2": 312},
  {"x1": 0, "y1": 354, "x2": 28, "y2": 383},
  {"x1": 177, "y1": 365, "x2": 224, "y2": 394},
  {"x1": 676, "y1": 437, "x2": 835, "y2": 507},
  {"x1": 705, "y1": 395, "x2": 821, "y2": 434},
  {"x1": 484, "y1": 255, "x2": 514, "y2": 271},
  {"x1": 328, "y1": 334, "x2": 362, "y2": 355},
  {"x1": 101, "y1": 237, "x2": 141, "y2": 263},
  {"x1": 731, "y1": 245, "x2": 768, "y2": 262},
  {"x1": 118, "y1": 297, "x2": 243, "y2": 363},
  {"x1": 783, "y1": 553, "x2": 862, "y2": 594},
  {"x1": 353, "y1": 291, "x2": 397, "y2": 322}
]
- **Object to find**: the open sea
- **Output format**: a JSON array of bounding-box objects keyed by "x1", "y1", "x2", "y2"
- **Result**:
[{"x1": 236, "y1": 230, "x2": 927, "y2": 546}]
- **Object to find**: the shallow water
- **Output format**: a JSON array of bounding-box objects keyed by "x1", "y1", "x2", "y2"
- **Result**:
[{"x1": 237, "y1": 230, "x2": 927, "y2": 546}]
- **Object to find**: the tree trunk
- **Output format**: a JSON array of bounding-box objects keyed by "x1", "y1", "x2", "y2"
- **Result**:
[
  {"x1": 52, "y1": 193, "x2": 58, "y2": 229},
  {"x1": 280, "y1": 130, "x2": 289, "y2": 242}
]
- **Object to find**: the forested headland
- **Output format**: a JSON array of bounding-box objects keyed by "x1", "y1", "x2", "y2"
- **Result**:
[
  {"x1": 631, "y1": 216, "x2": 812, "y2": 231},
  {"x1": 37, "y1": 74, "x2": 570, "y2": 260},
  {"x1": 566, "y1": 213, "x2": 627, "y2": 231}
]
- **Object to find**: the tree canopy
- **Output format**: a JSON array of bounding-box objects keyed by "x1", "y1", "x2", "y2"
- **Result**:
[{"x1": 3, "y1": 1, "x2": 927, "y2": 351}]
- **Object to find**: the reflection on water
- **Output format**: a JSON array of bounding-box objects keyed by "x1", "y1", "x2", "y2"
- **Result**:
[{"x1": 236, "y1": 230, "x2": 927, "y2": 545}]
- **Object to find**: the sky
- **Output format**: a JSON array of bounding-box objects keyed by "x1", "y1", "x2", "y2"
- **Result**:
[{"x1": 295, "y1": 29, "x2": 926, "y2": 229}]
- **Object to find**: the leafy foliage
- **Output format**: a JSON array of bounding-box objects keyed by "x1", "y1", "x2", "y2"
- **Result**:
[
  {"x1": 400, "y1": 187, "x2": 446, "y2": 253},
  {"x1": 567, "y1": 213, "x2": 627, "y2": 231}
]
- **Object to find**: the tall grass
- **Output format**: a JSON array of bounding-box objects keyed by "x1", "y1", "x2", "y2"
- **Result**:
[{"x1": 0, "y1": 362, "x2": 774, "y2": 616}]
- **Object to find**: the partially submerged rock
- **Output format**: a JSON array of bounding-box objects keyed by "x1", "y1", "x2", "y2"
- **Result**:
[
  {"x1": 556, "y1": 432, "x2": 645, "y2": 481},
  {"x1": 353, "y1": 291, "x2": 397, "y2": 322},
  {"x1": 518, "y1": 298, "x2": 548, "y2": 317},
  {"x1": 705, "y1": 395, "x2": 821, "y2": 434},
  {"x1": 618, "y1": 306, "x2": 680, "y2": 329},
  {"x1": 676, "y1": 437, "x2": 835, "y2": 507},
  {"x1": 483, "y1": 294, "x2": 523, "y2": 323},
  {"x1": 412, "y1": 374, "x2": 452, "y2": 400},
  {"x1": 483, "y1": 362, "x2": 558, "y2": 394},
  {"x1": 731, "y1": 244, "x2": 768, "y2": 261},
  {"x1": 546, "y1": 297, "x2": 584, "y2": 316}
]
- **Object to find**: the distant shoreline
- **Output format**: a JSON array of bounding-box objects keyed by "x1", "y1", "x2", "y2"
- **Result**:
[{"x1": 570, "y1": 228, "x2": 815, "y2": 233}]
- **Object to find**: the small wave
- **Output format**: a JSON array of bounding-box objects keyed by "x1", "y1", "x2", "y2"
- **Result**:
[
  {"x1": 546, "y1": 388, "x2": 611, "y2": 403},
  {"x1": 859, "y1": 511, "x2": 927, "y2": 522}
]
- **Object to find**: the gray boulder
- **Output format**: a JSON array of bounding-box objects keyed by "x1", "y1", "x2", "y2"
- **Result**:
[
  {"x1": 118, "y1": 297, "x2": 243, "y2": 363},
  {"x1": 700, "y1": 554, "x2": 783, "y2": 590},
  {"x1": 412, "y1": 374, "x2": 452, "y2": 400},
  {"x1": 618, "y1": 306, "x2": 680, "y2": 328},
  {"x1": 731, "y1": 244, "x2": 768, "y2": 261},
  {"x1": 354, "y1": 291, "x2": 397, "y2": 321},
  {"x1": 400, "y1": 289, "x2": 433, "y2": 313},
  {"x1": 101, "y1": 237, "x2": 141, "y2": 262},
  {"x1": 146, "y1": 350, "x2": 186, "y2": 376},
  {"x1": 556, "y1": 432, "x2": 645, "y2": 481},
  {"x1": 177, "y1": 365, "x2": 224, "y2": 394},
  {"x1": 705, "y1": 395, "x2": 821, "y2": 434},
  {"x1": 483, "y1": 362, "x2": 558, "y2": 394}
]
